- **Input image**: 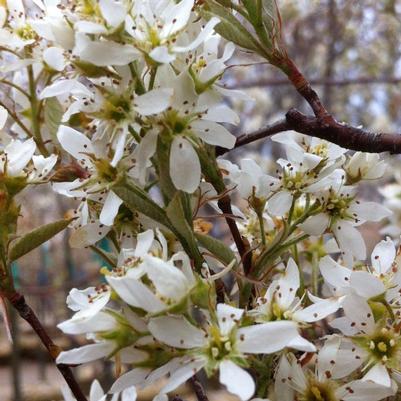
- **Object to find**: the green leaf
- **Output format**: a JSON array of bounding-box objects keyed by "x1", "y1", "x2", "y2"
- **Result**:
[
  {"x1": 113, "y1": 178, "x2": 171, "y2": 228},
  {"x1": 196, "y1": 233, "x2": 236, "y2": 266},
  {"x1": 166, "y1": 193, "x2": 203, "y2": 269},
  {"x1": 8, "y1": 218, "x2": 73, "y2": 262},
  {"x1": 43, "y1": 97, "x2": 63, "y2": 142},
  {"x1": 201, "y1": 1, "x2": 262, "y2": 53},
  {"x1": 154, "y1": 136, "x2": 176, "y2": 202}
]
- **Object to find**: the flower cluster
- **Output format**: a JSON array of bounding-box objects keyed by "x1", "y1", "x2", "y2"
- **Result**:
[{"x1": 0, "y1": 0, "x2": 399, "y2": 400}]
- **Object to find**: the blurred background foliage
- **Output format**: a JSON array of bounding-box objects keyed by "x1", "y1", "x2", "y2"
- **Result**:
[{"x1": 2, "y1": 1, "x2": 401, "y2": 400}]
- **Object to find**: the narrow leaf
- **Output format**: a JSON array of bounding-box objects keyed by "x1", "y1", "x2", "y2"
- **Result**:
[
  {"x1": 113, "y1": 178, "x2": 171, "y2": 228},
  {"x1": 201, "y1": 1, "x2": 261, "y2": 53},
  {"x1": 166, "y1": 193, "x2": 203, "y2": 269},
  {"x1": 8, "y1": 218, "x2": 73, "y2": 262},
  {"x1": 196, "y1": 233, "x2": 236, "y2": 266},
  {"x1": 44, "y1": 97, "x2": 63, "y2": 142}
]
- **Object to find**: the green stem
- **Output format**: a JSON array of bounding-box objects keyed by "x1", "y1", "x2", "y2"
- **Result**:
[
  {"x1": 311, "y1": 251, "x2": 319, "y2": 295},
  {"x1": 27, "y1": 65, "x2": 48, "y2": 156},
  {"x1": 0, "y1": 79, "x2": 30, "y2": 99},
  {"x1": 148, "y1": 67, "x2": 158, "y2": 90},
  {"x1": 257, "y1": 211, "x2": 266, "y2": 246},
  {"x1": 0, "y1": 100, "x2": 33, "y2": 138},
  {"x1": 89, "y1": 245, "x2": 116, "y2": 267}
]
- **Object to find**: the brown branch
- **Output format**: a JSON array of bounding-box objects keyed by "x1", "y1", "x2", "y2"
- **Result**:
[
  {"x1": 217, "y1": 194, "x2": 252, "y2": 275},
  {"x1": 7, "y1": 292, "x2": 88, "y2": 401},
  {"x1": 227, "y1": 76, "x2": 401, "y2": 89},
  {"x1": 285, "y1": 109, "x2": 401, "y2": 153},
  {"x1": 189, "y1": 376, "x2": 209, "y2": 401},
  {"x1": 218, "y1": 109, "x2": 401, "y2": 155}
]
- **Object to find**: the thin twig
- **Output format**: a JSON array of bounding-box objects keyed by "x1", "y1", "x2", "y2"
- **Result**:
[
  {"x1": 217, "y1": 194, "x2": 252, "y2": 275},
  {"x1": 219, "y1": 109, "x2": 401, "y2": 155},
  {"x1": 226, "y1": 75, "x2": 401, "y2": 89},
  {"x1": 189, "y1": 376, "x2": 209, "y2": 401},
  {"x1": 7, "y1": 292, "x2": 88, "y2": 401}
]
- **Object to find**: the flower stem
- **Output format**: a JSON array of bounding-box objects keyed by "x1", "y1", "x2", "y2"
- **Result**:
[
  {"x1": 6, "y1": 291, "x2": 88, "y2": 401},
  {"x1": 27, "y1": 65, "x2": 48, "y2": 156}
]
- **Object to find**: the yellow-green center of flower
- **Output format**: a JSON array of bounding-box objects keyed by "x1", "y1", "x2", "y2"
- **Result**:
[{"x1": 302, "y1": 378, "x2": 337, "y2": 401}]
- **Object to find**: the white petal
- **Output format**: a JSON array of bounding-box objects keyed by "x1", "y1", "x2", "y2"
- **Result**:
[
  {"x1": 274, "y1": 355, "x2": 295, "y2": 401},
  {"x1": 110, "y1": 368, "x2": 150, "y2": 393},
  {"x1": 362, "y1": 363, "x2": 391, "y2": 387},
  {"x1": 276, "y1": 258, "x2": 300, "y2": 310},
  {"x1": 174, "y1": 17, "x2": 220, "y2": 52},
  {"x1": 134, "y1": 229, "x2": 154, "y2": 258},
  {"x1": 69, "y1": 222, "x2": 111, "y2": 248},
  {"x1": 148, "y1": 316, "x2": 206, "y2": 349},
  {"x1": 319, "y1": 255, "x2": 351, "y2": 291},
  {"x1": 149, "y1": 46, "x2": 176, "y2": 63},
  {"x1": 330, "y1": 316, "x2": 358, "y2": 336},
  {"x1": 143, "y1": 255, "x2": 190, "y2": 301},
  {"x1": 106, "y1": 276, "x2": 165, "y2": 313},
  {"x1": 75, "y1": 21, "x2": 108, "y2": 34},
  {"x1": 371, "y1": 238, "x2": 395, "y2": 274},
  {"x1": 349, "y1": 202, "x2": 391, "y2": 223},
  {"x1": 90, "y1": 379, "x2": 104, "y2": 401},
  {"x1": 74, "y1": 33, "x2": 139, "y2": 66},
  {"x1": 99, "y1": 191, "x2": 123, "y2": 226},
  {"x1": 160, "y1": 0, "x2": 193, "y2": 37},
  {"x1": 350, "y1": 271, "x2": 385, "y2": 298},
  {"x1": 5, "y1": 138, "x2": 36, "y2": 175},
  {"x1": 219, "y1": 360, "x2": 255, "y2": 401},
  {"x1": 161, "y1": 358, "x2": 205, "y2": 394},
  {"x1": 57, "y1": 312, "x2": 116, "y2": 335},
  {"x1": 237, "y1": 321, "x2": 299, "y2": 354},
  {"x1": 342, "y1": 295, "x2": 375, "y2": 334},
  {"x1": 39, "y1": 79, "x2": 89, "y2": 99},
  {"x1": 57, "y1": 125, "x2": 95, "y2": 162},
  {"x1": 121, "y1": 387, "x2": 137, "y2": 401},
  {"x1": 191, "y1": 120, "x2": 236, "y2": 149},
  {"x1": 293, "y1": 297, "x2": 341, "y2": 322},
  {"x1": 267, "y1": 190, "x2": 293, "y2": 216},
  {"x1": 0, "y1": 105, "x2": 7, "y2": 128},
  {"x1": 43, "y1": 46, "x2": 65, "y2": 71},
  {"x1": 99, "y1": 0, "x2": 126, "y2": 27},
  {"x1": 286, "y1": 335, "x2": 316, "y2": 352},
  {"x1": 339, "y1": 379, "x2": 396, "y2": 401},
  {"x1": 332, "y1": 220, "x2": 366, "y2": 260},
  {"x1": 205, "y1": 105, "x2": 239, "y2": 125},
  {"x1": 217, "y1": 303, "x2": 244, "y2": 336},
  {"x1": 170, "y1": 137, "x2": 201, "y2": 193},
  {"x1": 299, "y1": 213, "x2": 329, "y2": 236},
  {"x1": 134, "y1": 88, "x2": 172, "y2": 116},
  {"x1": 56, "y1": 342, "x2": 114, "y2": 364}
]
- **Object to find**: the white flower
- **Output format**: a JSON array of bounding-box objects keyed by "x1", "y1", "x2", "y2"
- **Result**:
[
  {"x1": 143, "y1": 304, "x2": 306, "y2": 400},
  {"x1": 152, "y1": 69, "x2": 237, "y2": 193},
  {"x1": 125, "y1": 0, "x2": 219, "y2": 64},
  {"x1": 0, "y1": 138, "x2": 57, "y2": 182},
  {"x1": 335, "y1": 294, "x2": 401, "y2": 388},
  {"x1": 345, "y1": 152, "x2": 387, "y2": 182},
  {"x1": 107, "y1": 251, "x2": 197, "y2": 314},
  {"x1": 57, "y1": 306, "x2": 148, "y2": 366},
  {"x1": 53, "y1": 125, "x2": 124, "y2": 233},
  {"x1": 275, "y1": 336, "x2": 396, "y2": 401},
  {"x1": 301, "y1": 184, "x2": 391, "y2": 260},
  {"x1": 61, "y1": 379, "x2": 136, "y2": 401},
  {"x1": 250, "y1": 258, "x2": 339, "y2": 350}
]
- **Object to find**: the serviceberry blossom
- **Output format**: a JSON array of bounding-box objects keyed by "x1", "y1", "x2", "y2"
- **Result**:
[{"x1": 0, "y1": 1, "x2": 399, "y2": 401}]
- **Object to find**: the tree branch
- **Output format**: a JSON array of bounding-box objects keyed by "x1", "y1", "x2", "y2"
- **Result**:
[
  {"x1": 217, "y1": 194, "x2": 252, "y2": 275},
  {"x1": 7, "y1": 292, "x2": 88, "y2": 401},
  {"x1": 227, "y1": 76, "x2": 401, "y2": 89},
  {"x1": 189, "y1": 376, "x2": 209, "y2": 401},
  {"x1": 218, "y1": 109, "x2": 401, "y2": 156}
]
